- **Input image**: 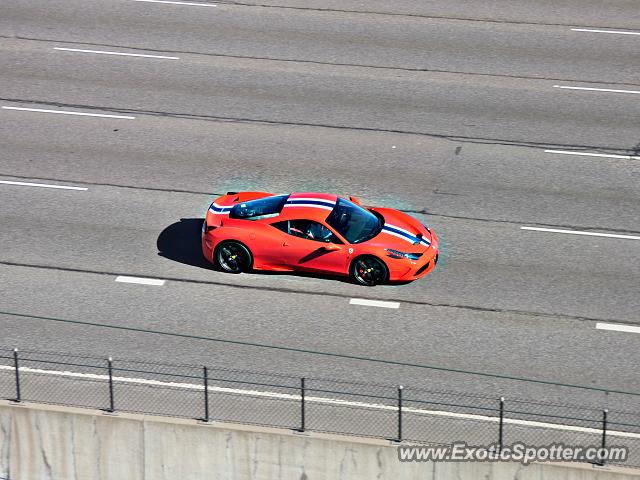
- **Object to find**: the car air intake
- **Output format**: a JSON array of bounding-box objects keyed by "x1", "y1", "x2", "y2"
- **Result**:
[{"x1": 415, "y1": 261, "x2": 430, "y2": 276}]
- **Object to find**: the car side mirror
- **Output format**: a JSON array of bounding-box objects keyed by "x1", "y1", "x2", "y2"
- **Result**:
[
  {"x1": 323, "y1": 243, "x2": 341, "y2": 251},
  {"x1": 349, "y1": 196, "x2": 362, "y2": 205}
]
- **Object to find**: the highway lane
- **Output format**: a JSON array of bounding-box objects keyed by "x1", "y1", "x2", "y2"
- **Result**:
[
  {"x1": 0, "y1": 0, "x2": 639, "y2": 421},
  {"x1": 0, "y1": 59, "x2": 628, "y2": 152},
  {"x1": 0, "y1": 36, "x2": 640, "y2": 152},
  {"x1": 1, "y1": 106, "x2": 639, "y2": 233},
  {"x1": 1, "y1": 259, "x2": 639, "y2": 406},
  {"x1": 1, "y1": 37, "x2": 640, "y2": 151},
  {"x1": 2, "y1": 0, "x2": 640, "y2": 86},
  {"x1": 1, "y1": 97, "x2": 639, "y2": 389},
  {"x1": 1, "y1": 178, "x2": 638, "y2": 324},
  {"x1": 0, "y1": 177, "x2": 639, "y2": 401},
  {"x1": 238, "y1": 1, "x2": 640, "y2": 30}
]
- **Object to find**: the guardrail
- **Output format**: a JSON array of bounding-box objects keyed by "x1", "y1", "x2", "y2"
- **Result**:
[{"x1": 1, "y1": 346, "x2": 639, "y2": 467}]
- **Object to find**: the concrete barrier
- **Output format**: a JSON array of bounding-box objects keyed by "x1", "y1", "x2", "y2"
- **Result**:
[{"x1": 1, "y1": 401, "x2": 639, "y2": 480}]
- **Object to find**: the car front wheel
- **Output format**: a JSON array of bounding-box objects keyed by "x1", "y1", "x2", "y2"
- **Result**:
[{"x1": 350, "y1": 256, "x2": 388, "y2": 286}]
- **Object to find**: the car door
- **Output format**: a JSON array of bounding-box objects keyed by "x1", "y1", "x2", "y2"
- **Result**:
[
  {"x1": 271, "y1": 219, "x2": 349, "y2": 274},
  {"x1": 249, "y1": 220, "x2": 294, "y2": 270}
]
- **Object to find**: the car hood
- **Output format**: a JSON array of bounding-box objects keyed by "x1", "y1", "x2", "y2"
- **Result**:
[{"x1": 363, "y1": 207, "x2": 434, "y2": 252}]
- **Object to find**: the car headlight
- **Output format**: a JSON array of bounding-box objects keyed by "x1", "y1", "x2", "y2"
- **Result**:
[{"x1": 385, "y1": 249, "x2": 423, "y2": 260}]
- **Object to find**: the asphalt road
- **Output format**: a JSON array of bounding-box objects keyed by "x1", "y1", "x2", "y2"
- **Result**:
[{"x1": 1, "y1": 0, "x2": 639, "y2": 422}]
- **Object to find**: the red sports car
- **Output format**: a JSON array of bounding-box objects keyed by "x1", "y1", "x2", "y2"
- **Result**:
[{"x1": 201, "y1": 192, "x2": 438, "y2": 286}]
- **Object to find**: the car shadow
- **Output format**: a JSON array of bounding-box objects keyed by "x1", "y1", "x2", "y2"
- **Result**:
[
  {"x1": 157, "y1": 218, "x2": 212, "y2": 270},
  {"x1": 156, "y1": 218, "x2": 353, "y2": 284},
  {"x1": 254, "y1": 267, "x2": 354, "y2": 284}
]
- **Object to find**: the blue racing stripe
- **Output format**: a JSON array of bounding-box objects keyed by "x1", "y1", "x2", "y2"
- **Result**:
[
  {"x1": 209, "y1": 204, "x2": 232, "y2": 213},
  {"x1": 383, "y1": 225, "x2": 430, "y2": 246}
]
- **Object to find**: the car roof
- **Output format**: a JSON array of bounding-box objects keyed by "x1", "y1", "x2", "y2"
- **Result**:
[{"x1": 276, "y1": 192, "x2": 339, "y2": 223}]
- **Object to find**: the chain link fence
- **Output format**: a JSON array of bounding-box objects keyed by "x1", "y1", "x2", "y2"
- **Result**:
[{"x1": 1, "y1": 346, "x2": 639, "y2": 468}]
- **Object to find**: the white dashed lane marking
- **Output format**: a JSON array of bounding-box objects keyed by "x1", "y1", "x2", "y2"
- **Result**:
[
  {"x1": 0, "y1": 180, "x2": 87, "y2": 191},
  {"x1": 54, "y1": 47, "x2": 179, "y2": 60},
  {"x1": 596, "y1": 323, "x2": 640, "y2": 334},
  {"x1": 349, "y1": 298, "x2": 400, "y2": 309},
  {"x1": 521, "y1": 227, "x2": 640, "y2": 241},
  {"x1": 571, "y1": 28, "x2": 640, "y2": 36},
  {"x1": 131, "y1": 0, "x2": 217, "y2": 6},
  {"x1": 2, "y1": 106, "x2": 135, "y2": 120},
  {"x1": 553, "y1": 85, "x2": 640, "y2": 95},
  {"x1": 544, "y1": 150, "x2": 640, "y2": 160},
  {"x1": 115, "y1": 276, "x2": 165, "y2": 286}
]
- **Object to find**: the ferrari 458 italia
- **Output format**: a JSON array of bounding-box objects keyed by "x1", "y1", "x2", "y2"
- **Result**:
[{"x1": 202, "y1": 192, "x2": 438, "y2": 286}]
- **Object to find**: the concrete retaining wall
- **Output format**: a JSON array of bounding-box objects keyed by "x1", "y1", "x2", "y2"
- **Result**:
[{"x1": 1, "y1": 401, "x2": 639, "y2": 480}]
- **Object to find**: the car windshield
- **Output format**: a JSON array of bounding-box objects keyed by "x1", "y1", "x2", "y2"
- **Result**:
[
  {"x1": 229, "y1": 194, "x2": 289, "y2": 219},
  {"x1": 325, "y1": 198, "x2": 382, "y2": 243}
]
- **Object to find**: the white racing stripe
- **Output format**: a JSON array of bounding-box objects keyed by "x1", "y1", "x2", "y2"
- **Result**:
[
  {"x1": 553, "y1": 85, "x2": 640, "y2": 95},
  {"x1": 0, "y1": 364, "x2": 638, "y2": 440},
  {"x1": 115, "y1": 276, "x2": 165, "y2": 286},
  {"x1": 571, "y1": 28, "x2": 640, "y2": 36},
  {"x1": 2, "y1": 106, "x2": 135, "y2": 120},
  {"x1": 54, "y1": 47, "x2": 179, "y2": 60},
  {"x1": 349, "y1": 298, "x2": 400, "y2": 309},
  {"x1": 596, "y1": 323, "x2": 640, "y2": 334},
  {"x1": 132, "y1": 0, "x2": 217, "y2": 6},
  {"x1": 521, "y1": 227, "x2": 640, "y2": 241},
  {"x1": 544, "y1": 150, "x2": 640, "y2": 160},
  {"x1": 0, "y1": 180, "x2": 87, "y2": 191}
]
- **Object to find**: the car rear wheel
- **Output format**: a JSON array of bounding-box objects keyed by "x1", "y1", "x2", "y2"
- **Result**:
[
  {"x1": 215, "y1": 241, "x2": 252, "y2": 274},
  {"x1": 350, "y1": 256, "x2": 388, "y2": 286}
]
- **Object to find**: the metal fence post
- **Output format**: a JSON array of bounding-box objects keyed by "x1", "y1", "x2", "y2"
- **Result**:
[
  {"x1": 13, "y1": 348, "x2": 21, "y2": 403},
  {"x1": 297, "y1": 377, "x2": 306, "y2": 432},
  {"x1": 598, "y1": 409, "x2": 608, "y2": 466},
  {"x1": 396, "y1": 385, "x2": 404, "y2": 442},
  {"x1": 498, "y1": 397, "x2": 505, "y2": 453},
  {"x1": 106, "y1": 357, "x2": 115, "y2": 413},
  {"x1": 202, "y1": 366, "x2": 210, "y2": 422}
]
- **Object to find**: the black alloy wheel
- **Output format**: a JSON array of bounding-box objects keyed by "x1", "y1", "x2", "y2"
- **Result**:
[
  {"x1": 215, "y1": 241, "x2": 252, "y2": 273},
  {"x1": 350, "y1": 256, "x2": 388, "y2": 286}
]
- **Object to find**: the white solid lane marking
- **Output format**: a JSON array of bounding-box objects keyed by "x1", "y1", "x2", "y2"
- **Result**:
[
  {"x1": 0, "y1": 364, "x2": 638, "y2": 440},
  {"x1": 2, "y1": 106, "x2": 135, "y2": 119},
  {"x1": 521, "y1": 227, "x2": 640, "y2": 241},
  {"x1": 132, "y1": 0, "x2": 217, "y2": 6},
  {"x1": 596, "y1": 323, "x2": 640, "y2": 334},
  {"x1": 54, "y1": 47, "x2": 179, "y2": 60},
  {"x1": 571, "y1": 28, "x2": 640, "y2": 36},
  {"x1": 544, "y1": 150, "x2": 640, "y2": 160},
  {"x1": 0, "y1": 180, "x2": 87, "y2": 191},
  {"x1": 350, "y1": 298, "x2": 400, "y2": 309},
  {"x1": 553, "y1": 85, "x2": 640, "y2": 95},
  {"x1": 115, "y1": 276, "x2": 165, "y2": 286}
]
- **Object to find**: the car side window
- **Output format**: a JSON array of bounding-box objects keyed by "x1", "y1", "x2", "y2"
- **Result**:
[{"x1": 272, "y1": 220, "x2": 341, "y2": 243}]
